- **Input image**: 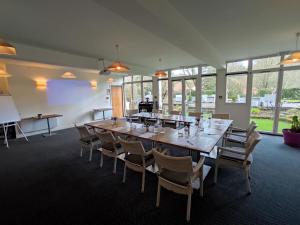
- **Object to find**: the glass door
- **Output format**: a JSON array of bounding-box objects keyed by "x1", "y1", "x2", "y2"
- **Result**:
[
  {"x1": 201, "y1": 76, "x2": 216, "y2": 117},
  {"x1": 250, "y1": 72, "x2": 278, "y2": 132},
  {"x1": 185, "y1": 79, "x2": 196, "y2": 115},
  {"x1": 172, "y1": 80, "x2": 182, "y2": 112},
  {"x1": 278, "y1": 70, "x2": 300, "y2": 133}
]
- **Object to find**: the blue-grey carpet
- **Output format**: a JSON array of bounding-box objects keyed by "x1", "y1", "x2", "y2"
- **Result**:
[{"x1": 0, "y1": 128, "x2": 299, "y2": 225}]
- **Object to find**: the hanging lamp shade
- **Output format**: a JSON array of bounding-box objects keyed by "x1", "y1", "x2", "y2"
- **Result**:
[
  {"x1": 62, "y1": 72, "x2": 76, "y2": 79},
  {"x1": 107, "y1": 44, "x2": 129, "y2": 73},
  {"x1": 281, "y1": 32, "x2": 300, "y2": 65},
  {"x1": 0, "y1": 39, "x2": 16, "y2": 55},
  {"x1": 0, "y1": 64, "x2": 11, "y2": 78},
  {"x1": 154, "y1": 58, "x2": 167, "y2": 78}
]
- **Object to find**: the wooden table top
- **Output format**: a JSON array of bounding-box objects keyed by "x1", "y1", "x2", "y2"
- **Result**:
[
  {"x1": 132, "y1": 112, "x2": 199, "y2": 123},
  {"x1": 22, "y1": 114, "x2": 63, "y2": 120},
  {"x1": 86, "y1": 118, "x2": 233, "y2": 154}
]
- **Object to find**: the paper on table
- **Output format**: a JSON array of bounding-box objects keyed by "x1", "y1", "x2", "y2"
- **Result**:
[
  {"x1": 139, "y1": 132, "x2": 155, "y2": 138},
  {"x1": 111, "y1": 126, "x2": 126, "y2": 131}
]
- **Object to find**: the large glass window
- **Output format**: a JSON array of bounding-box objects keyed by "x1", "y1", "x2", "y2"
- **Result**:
[
  {"x1": 202, "y1": 66, "x2": 216, "y2": 75},
  {"x1": 124, "y1": 83, "x2": 132, "y2": 110},
  {"x1": 158, "y1": 79, "x2": 168, "y2": 112},
  {"x1": 251, "y1": 72, "x2": 278, "y2": 132},
  {"x1": 172, "y1": 80, "x2": 182, "y2": 112},
  {"x1": 143, "y1": 75, "x2": 152, "y2": 81},
  {"x1": 124, "y1": 76, "x2": 132, "y2": 83},
  {"x1": 201, "y1": 76, "x2": 216, "y2": 116},
  {"x1": 278, "y1": 70, "x2": 300, "y2": 132},
  {"x1": 133, "y1": 75, "x2": 142, "y2": 82},
  {"x1": 132, "y1": 83, "x2": 141, "y2": 109},
  {"x1": 185, "y1": 79, "x2": 196, "y2": 115},
  {"x1": 226, "y1": 74, "x2": 247, "y2": 103},
  {"x1": 252, "y1": 56, "x2": 281, "y2": 70},
  {"x1": 143, "y1": 82, "x2": 153, "y2": 101},
  {"x1": 227, "y1": 60, "x2": 248, "y2": 73},
  {"x1": 171, "y1": 67, "x2": 198, "y2": 77}
]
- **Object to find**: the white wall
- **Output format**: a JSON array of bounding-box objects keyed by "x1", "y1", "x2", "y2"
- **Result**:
[
  {"x1": 215, "y1": 69, "x2": 251, "y2": 128},
  {"x1": 4, "y1": 62, "x2": 122, "y2": 136}
]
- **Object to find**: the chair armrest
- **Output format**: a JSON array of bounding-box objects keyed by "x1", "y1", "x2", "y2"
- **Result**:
[
  {"x1": 231, "y1": 127, "x2": 247, "y2": 132},
  {"x1": 193, "y1": 156, "x2": 205, "y2": 174},
  {"x1": 218, "y1": 146, "x2": 246, "y2": 155},
  {"x1": 144, "y1": 149, "x2": 153, "y2": 157},
  {"x1": 225, "y1": 132, "x2": 247, "y2": 138}
]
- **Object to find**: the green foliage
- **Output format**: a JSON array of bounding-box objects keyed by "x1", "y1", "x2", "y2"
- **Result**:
[
  {"x1": 251, "y1": 108, "x2": 261, "y2": 114},
  {"x1": 291, "y1": 116, "x2": 300, "y2": 133},
  {"x1": 257, "y1": 88, "x2": 272, "y2": 97},
  {"x1": 282, "y1": 88, "x2": 300, "y2": 100}
]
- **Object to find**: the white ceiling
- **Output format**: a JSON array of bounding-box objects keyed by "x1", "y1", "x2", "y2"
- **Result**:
[{"x1": 1, "y1": 0, "x2": 300, "y2": 71}]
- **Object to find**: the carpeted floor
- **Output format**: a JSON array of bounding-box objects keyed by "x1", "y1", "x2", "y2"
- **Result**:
[{"x1": 0, "y1": 128, "x2": 299, "y2": 225}]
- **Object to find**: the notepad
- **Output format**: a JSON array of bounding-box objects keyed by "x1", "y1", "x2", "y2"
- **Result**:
[{"x1": 139, "y1": 132, "x2": 155, "y2": 138}]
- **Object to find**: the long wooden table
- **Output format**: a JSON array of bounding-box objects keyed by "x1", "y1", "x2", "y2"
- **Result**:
[
  {"x1": 132, "y1": 112, "x2": 197, "y2": 123},
  {"x1": 86, "y1": 118, "x2": 232, "y2": 189}
]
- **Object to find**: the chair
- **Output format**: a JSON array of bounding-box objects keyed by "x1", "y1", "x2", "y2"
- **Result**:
[
  {"x1": 188, "y1": 111, "x2": 201, "y2": 118},
  {"x1": 118, "y1": 138, "x2": 155, "y2": 193},
  {"x1": 170, "y1": 110, "x2": 181, "y2": 115},
  {"x1": 153, "y1": 150, "x2": 205, "y2": 222},
  {"x1": 214, "y1": 131, "x2": 262, "y2": 194},
  {"x1": 126, "y1": 109, "x2": 140, "y2": 123},
  {"x1": 75, "y1": 125, "x2": 100, "y2": 161},
  {"x1": 225, "y1": 121, "x2": 257, "y2": 146},
  {"x1": 96, "y1": 131, "x2": 123, "y2": 174},
  {"x1": 212, "y1": 113, "x2": 230, "y2": 119}
]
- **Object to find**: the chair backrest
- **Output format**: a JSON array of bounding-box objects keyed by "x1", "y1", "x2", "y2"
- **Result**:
[
  {"x1": 212, "y1": 113, "x2": 230, "y2": 119},
  {"x1": 244, "y1": 131, "x2": 262, "y2": 161},
  {"x1": 246, "y1": 121, "x2": 257, "y2": 137},
  {"x1": 75, "y1": 125, "x2": 90, "y2": 139},
  {"x1": 127, "y1": 109, "x2": 138, "y2": 117},
  {"x1": 188, "y1": 111, "x2": 201, "y2": 118},
  {"x1": 96, "y1": 131, "x2": 117, "y2": 151},
  {"x1": 153, "y1": 150, "x2": 193, "y2": 173},
  {"x1": 118, "y1": 138, "x2": 145, "y2": 156},
  {"x1": 170, "y1": 110, "x2": 181, "y2": 115}
]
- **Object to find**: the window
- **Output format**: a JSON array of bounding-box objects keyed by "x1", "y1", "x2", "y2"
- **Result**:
[
  {"x1": 124, "y1": 83, "x2": 132, "y2": 110},
  {"x1": 202, "y1": 66, "x2": 216, "y2": 75},
  {"x1": 279, "y1": 70, "x2": 300, "y2": 132},
  {"x1": 143, "y1": 75, "x2": 152, "y2": 81},
  {"x1": 171, "y1": 67, "x2": 198, "y2": 77},
  {"x1": 172, "y1": 80, "x2": 182, "y2": 111},
  {"x1": 226, "y1": 74, "x2": 247, "y2": 103},
  {"x1": 158, "y1": 79, "x2": 168, "y2": 112},
  {"x1": 124, "y1": 76, "x2": 132, "y2": 83},
  {"x1": 132, "y1": 75, "x2": 142, "y2": 82},
  {"x1": 185, "y1": 79, "x2": 196, "y2": 115},
  {"x1": 201, "y1": 76, "x2": 216, "y2": 116},
  {"x1": 132, "y1": 83, "x2": 141, "y2": 109},
  {"x1": 143, "y1": 82, "x2": 153, "y2": 101},
  {"x1": 251, "y1": 72, "x2": 278, "y2": 132},
  {"x1": 283, "y1": 55, "x2": 300, "y2": 67},
  {"x1": 226, "y1": 60, "x2": 248, "y2": 73},
  {"x1": 252, "y1": 56, "x2": 281, "y2": 70}
]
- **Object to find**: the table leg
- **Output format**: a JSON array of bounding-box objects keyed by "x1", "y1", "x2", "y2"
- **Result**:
[
  {"x1": 103, "y1": 111, "x2": 105, "y2": 120},
  {"x1": 42, "y1": 118, "x2": 57, "y2": 137}
]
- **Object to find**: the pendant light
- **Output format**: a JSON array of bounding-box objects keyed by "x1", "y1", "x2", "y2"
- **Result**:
[
  {"x1": 154, "y1": 58, "x2": 167, "y2": 78},
  {"x1": 280, "y1": 32, "x2": 300, "y2": 65},
  {"x1": 62, "y1": 72, "x2": 76, "y2": 79},
  {"x1": 0, "y1": 39, "x2": 16, "y2": 55},
  {"x1": 0, "y1": 64, "x2": 11, "y2": 78},
  {"x1": 107, "y1": 44, "x2": 130, "y2": 72}
]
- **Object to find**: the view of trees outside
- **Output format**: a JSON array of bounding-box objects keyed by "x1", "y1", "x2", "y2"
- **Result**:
[
  {"x1": 158, "y1": 79, "x2": 168, "y2": 112},
  {"x1": 172, "y1": 80, "x2": 182, "y2": 111},
  {"x1": 201, "y1": 76, "x2": 216, "y2": 117},
  {"x1": 226, "y1": 74, "x2": 247, "y2": 103},
  {"x1": 132, "y1": 75, "x2": 141, "y2": 82},
  {"x1": 143, "y1": 76, "x2": 152, "y2": 81},
  {"x1": 227, "y1": 60, "x2": 248, "y2": 73},
  {"x1": 143, "y1": 82, "x2": 153, "y2": 101},
  {"x1": 171, "y1": 67, "x2": 198, "y2": 77},
  {"x1": 124, "y1": 83, "x2": 132, "y2": 110},
  {"x1": 251, "y1": 72, "x2": 278, "y2": 132},
  {"x1": 202, "y1": 66, "x2": 216, "y2": 75},
  {"x1": 252, "y1": 56, "x2": 280, "y2": 70},
  {"x1": 132, "y1": 83, "x2": 141, "y2": 109},
  {"x1": 279, "y1": 70, "x2": 300, "y2": 132},
  {"x1": 185, "y1": 79, "x2": 196, "y2": 115}
]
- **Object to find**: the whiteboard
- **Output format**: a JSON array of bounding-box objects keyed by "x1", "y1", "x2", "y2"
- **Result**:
[{"x1": 0, "y1": 95, "x2": 21, "y2": 124}]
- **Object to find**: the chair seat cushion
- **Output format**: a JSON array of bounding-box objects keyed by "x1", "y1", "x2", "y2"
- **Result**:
[
  {"x1": 220, "y1": 147, "x2": 252, "y2": 165},
  {"x1": 101, "y1": 142, "x2": 122, "y2": 152},
  {"x1": 125, "y1": 152, "x2": 154, "y2": 166},
  {"x1": 160, "y1": 169, "x2": 189, "y2": 186},
  {"x1": 80, "y1": 135, "x2": 99, "y2": 144}
]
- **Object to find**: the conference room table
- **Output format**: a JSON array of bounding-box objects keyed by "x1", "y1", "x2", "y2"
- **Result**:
[
  {"x1": 132, "y1": 112, "x2": 197, "y2": 124},
  {"x1": 86, "y1": 118, "x2": 233, "y2": 189}
]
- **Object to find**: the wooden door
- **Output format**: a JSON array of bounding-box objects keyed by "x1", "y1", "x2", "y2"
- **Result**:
[{"x1": 111, "y1": 86, "x2": 124, "y2": 118}]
